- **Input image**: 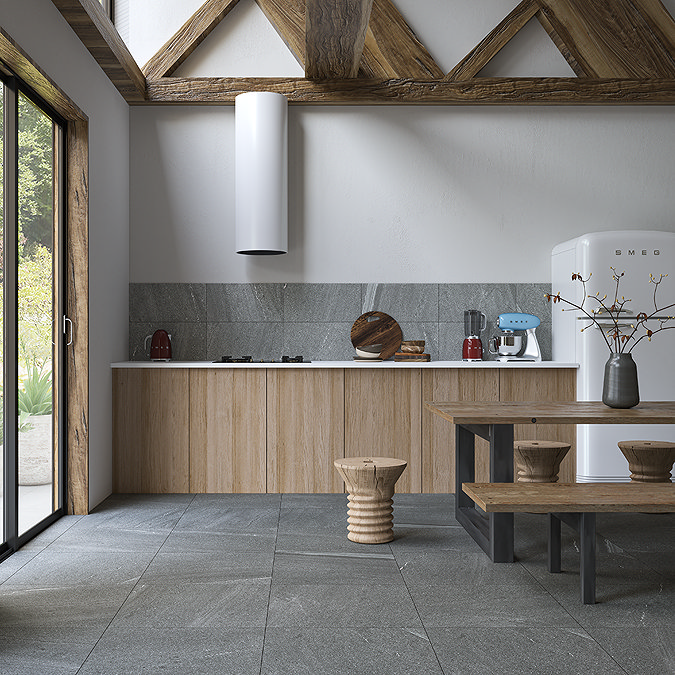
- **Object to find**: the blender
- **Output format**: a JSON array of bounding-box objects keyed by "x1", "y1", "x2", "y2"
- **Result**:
[{"x1": 463, "y1": 310, "x2": 486, "y2": 361}]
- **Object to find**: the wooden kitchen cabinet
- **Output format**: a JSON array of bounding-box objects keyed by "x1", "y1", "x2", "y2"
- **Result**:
[
  {"x1": 190, "y1": 369, "x2": 266, "y2": 493},
  {"x1": 112, "y1": 365, "x2": 576, "y2": 495},
  {"x1": 422, "y1": 369, "x2": 500, "y2": 491},
  {"x1": 345, "y1": 369, "x2": 422, "y2": 493},
  {"x1": 112, "y1": 369, "x2": 190, "y2": 492},
  {"x1": 267, "y1": 369, "x2": 345, "y2": 493}
]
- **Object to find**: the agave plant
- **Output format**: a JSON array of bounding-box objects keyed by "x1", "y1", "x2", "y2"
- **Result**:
[{"x1": 18, "y1": 364, "x2": 52, "y2": 416}]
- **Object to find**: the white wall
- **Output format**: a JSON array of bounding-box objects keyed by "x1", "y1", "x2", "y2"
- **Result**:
[
  {"x1": 2, "y1": 0, "x2": 130, "y2": 508},
  {"x1": 127, "y1": 0, "x2": 675, "y2": 283}
]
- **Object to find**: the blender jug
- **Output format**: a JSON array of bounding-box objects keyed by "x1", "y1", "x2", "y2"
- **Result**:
[{"x1": 463, "y1": 310, "x2": 486, "y2": 361}]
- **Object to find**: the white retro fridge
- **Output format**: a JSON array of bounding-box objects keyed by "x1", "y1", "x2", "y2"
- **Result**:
[{"x1": 551, "y1": 230, "x2": 675, "y2": 482}]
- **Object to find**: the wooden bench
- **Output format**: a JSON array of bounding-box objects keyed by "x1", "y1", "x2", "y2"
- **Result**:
[{"x1": 462, "y1": 482, "x2": 675, "y2": 604}]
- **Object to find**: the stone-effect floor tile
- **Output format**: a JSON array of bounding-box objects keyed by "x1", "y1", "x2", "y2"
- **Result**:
[
  {"x1": 428, "y1": 627, "x2": 626, "y2": 675},
  {"x1": 585, "y1": 626, "x2": 675, "y2": 674},
  {"x1": 0, "y1": 626, "x2": 103, "y2": 675},
  {"x1": 261, "y1": 627, "x2": 443, "y2": 675},
  {"x1": 267, "y1": 583, "x2": 422, "y2": 628},
  {"x1": 112, "y1": 579, "x2": 271, "y2": 628},
  {"x1": 78, "y1": 627, "x2": 265, "y2": 675}
]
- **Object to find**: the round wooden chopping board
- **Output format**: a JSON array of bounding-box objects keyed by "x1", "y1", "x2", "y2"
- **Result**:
[{"x1": 350, "y1": 311, "x2": 403, "y2": 361}]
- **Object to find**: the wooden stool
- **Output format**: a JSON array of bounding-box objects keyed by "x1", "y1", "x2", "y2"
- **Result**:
[
  {"x1": 514, "y1": 440, "x2": 571, "y2": 483},
  {"x1": 618, "y1": 440, "x2": 675, "y2": 482},
  {"x1": 333, "y1": 457, "x2": 407, "y2": 544}
]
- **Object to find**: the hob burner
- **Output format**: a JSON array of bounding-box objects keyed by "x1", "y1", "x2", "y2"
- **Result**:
[{"x1": 213, "y1": 355, "x2": 309, "y2": 363}]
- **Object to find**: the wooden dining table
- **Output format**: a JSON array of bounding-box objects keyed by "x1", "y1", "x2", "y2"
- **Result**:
[{"x1": 424, "y1": 401, "x2": 675, "y2": 563}]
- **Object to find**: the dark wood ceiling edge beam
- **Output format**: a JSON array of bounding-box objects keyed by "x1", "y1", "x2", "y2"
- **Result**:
[
  {"x1": 305, "y1": 0, "x2": 373, "y2": 79},
  {"x1": 445, "y1": 0, "x2": 540, "y2": 81},
  {"x1": 142, "y1": 0, "x2": 241, "y2": 79},
  {"x1": 0, "y1": 26, "x2": 88, "y2": 119},
  {"x1": 254, "y1": 0, "x2": 306, "y2": 67},
  {"x1": 361, "y1": 0, "x2": 444, "y2": 79},
  {"x1": 142, "y1": 76, "x2": 675, "y2": 104},
  {"x1": 534, "y1": 6, "x2": 589, "y2": 77},
  {"x1": 635, "y1": 0, "x2": 675, "y2": 59},
  {"x1": 51, "y1": 0, "x2": 146, "y2": 102}
]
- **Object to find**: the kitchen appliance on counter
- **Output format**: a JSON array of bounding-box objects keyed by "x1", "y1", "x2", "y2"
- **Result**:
[
  {"x1": 145, "y1": 329, "x2": 172, "y2": 361},
  {"x1": 552, "y1": 230, "x2": 675, "y2": 482},
  {"x1": 213, "y1": 355, "x2": 310, "y2": 363},
  {"x1": 488, "y1": 313, "x2": 542, "y2": 362},
  {"x1": 462, "y1": 310, "x2": 486, "y2": 361}
]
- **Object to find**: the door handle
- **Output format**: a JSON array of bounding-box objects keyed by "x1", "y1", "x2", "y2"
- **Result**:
[{"x1": 63, "y1": 316, "x2": 73, "y2": 346}]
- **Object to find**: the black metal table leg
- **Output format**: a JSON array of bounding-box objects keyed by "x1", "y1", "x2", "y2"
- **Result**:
[
  {"x1": 580, "y1": 512, "x2": 596, "y2": 605},
  {"x1": 455, "y1": 422, "x2": 514, "y2": 563},
  {"x1": 548, "y1": 513, "x2": 562, "y2": 573}
]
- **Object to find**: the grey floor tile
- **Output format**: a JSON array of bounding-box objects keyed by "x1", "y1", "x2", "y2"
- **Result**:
[
  {"x1": 409, "y1": 582, "x2": 579, "y2": 628},
  {"x1": 277, "y1": 506, "x2": 348, "y2": 536},
  {"x1": 45, "y1": 523, "x2": 169, "y2": 553},
  {"x1": 79, "y1": 493, "x2": 193, "y2": 533},
  {"x1": 78, "y1": 627, "x2": 265, "y2": 675},
  {"x1": 141, "y1": 532, "x2": 275, "y2": 583},
  {"x1": 174, "y1": 501, "x2": 280, "y2": 534},
  {"x1": 267, "y1": 583, "x2": 423, "y2": 628},
  {"x1": 17, "y1": 515, "x2": 83, "y2": 550},
  {"x1": 428, "y1": 627, "x2": 626, "y2": 675},
  {"x1": 586, "y1": 626, "x2": 675, "y2": 675},
  {"x1": 280, "y1": 493, "x2": 347, "y2": 509},
  {"x1": 0, "y1": 626, "x2": 103, "y2": 675},
  {"x1": 389, "y1": 524, "x2": 476, "y2": 552},
  {"x1": 0, "y1": 550, "x2": 42, "y2": 585},
  {"x1": 275, "y1": 532, "x2": 393, "y2": 558},
  {"x1": 112, "y1": 579, "x2": 271, "y2": 628},
  {"x1": 272, "y1": 550, "x2": 401, "y2": 585},
  {"x1": 261, "y1": 626, "x2": 444, "y2": 675},
  {"x1": 0, "y1": 582, "x2": 136, "y2": 629}
]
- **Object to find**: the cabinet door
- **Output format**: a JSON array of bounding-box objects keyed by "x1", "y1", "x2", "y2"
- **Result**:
[
  {"x1": 267, "y1": 369, "x2": 345, "y2": 493},
  {"x1": 422, "y1": 369, "x2": 500, "y2": 490},
  {"x1": 499, "y1": 368, "x2": 577, "y2": 482},
  {"x1": 345, "y1": 369, "x2": 421, "y2": 493},
  {"x1": 113, "y1": 369, "x2": 190, "y2": 493},
  {"x1": 190, "y1": 369, "x2": 266, "y2": 493}
]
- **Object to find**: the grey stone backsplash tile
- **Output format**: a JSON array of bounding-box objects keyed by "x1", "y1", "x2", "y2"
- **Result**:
[
  {"x1": 207, "y1": 284, "x2": 283, "y2": 322},
  {"x1": 283, "y1": 323, "x2": 354, "y2": 361},
  {"x1": 129, "y1": 283, "x2": 552, "y2": 362},
  {"x1": 283, "y1": 283, "x2": 360, "y2": 322},
  {"x1": 207, "y1": 323, "x2": 283, "y2": 361},
  {"x1": 130, "y1": 283, "x2": 206, "y2": 322},
  {"x1": 362, "y1": 284, "x2": 439, "y2": 322},
  {"x1": 129, "y1": 322, "x2": 206, "y2": 361}
]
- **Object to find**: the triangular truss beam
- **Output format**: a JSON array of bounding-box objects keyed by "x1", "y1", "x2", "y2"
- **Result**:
[{"x1": 51, "y1": 0, "x2": 675, "y2": 104}]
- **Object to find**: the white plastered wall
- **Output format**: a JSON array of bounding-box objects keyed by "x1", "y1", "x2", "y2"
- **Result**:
[
  {"x1": 2, "y1": 0, "x2": 130, "y2": 508},
  {"x1": 126, "y1": 0, "x2": 675, "y2": 283}
]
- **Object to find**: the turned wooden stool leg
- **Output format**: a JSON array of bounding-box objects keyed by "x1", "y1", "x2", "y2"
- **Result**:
[
  {"x1": 618, "y1": 441, "x2": 675, "y2": 482},
  {"x1": 333, "y1": 457, "x2": 407, "y2": 544},
  {"x1": 514, "y1": 441, "x2": 571, "y2": 483}
]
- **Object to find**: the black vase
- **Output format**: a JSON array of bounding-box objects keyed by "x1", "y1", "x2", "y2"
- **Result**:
[{"x1": 602, "y1": 353, "x2": 639, "y2": 408}]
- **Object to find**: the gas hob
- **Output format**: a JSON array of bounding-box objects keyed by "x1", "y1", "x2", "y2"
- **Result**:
[{"x1": 213, "y1": 355, "x2": 310, "y2": 364}]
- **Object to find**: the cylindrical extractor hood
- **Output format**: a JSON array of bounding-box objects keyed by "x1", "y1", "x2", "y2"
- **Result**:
[{"x1": 235, "y1": 92, "x2": 288, "y2": 255}]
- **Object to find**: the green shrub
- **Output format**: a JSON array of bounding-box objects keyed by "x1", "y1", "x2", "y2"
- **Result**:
[{"x1": 18, "y1": 364, "x2": 52, "y2": 416}]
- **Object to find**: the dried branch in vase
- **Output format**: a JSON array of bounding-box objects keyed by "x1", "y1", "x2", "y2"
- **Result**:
[{"x1": 545, "y1": 268, "x2": 675, "y2": 354}]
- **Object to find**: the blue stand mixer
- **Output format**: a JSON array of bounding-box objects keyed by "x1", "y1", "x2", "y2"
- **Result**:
[{"x1": 488, "y1": 312, "x2": 542, "y2": 361}]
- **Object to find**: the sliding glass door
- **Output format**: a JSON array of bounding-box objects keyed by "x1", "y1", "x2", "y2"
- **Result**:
[{"x1": 1, "y1": 74, "x2": 65, "y2": 557}]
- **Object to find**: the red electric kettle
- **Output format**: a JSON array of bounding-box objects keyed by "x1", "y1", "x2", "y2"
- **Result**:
[{"x1": 145, "y1": 330, "x2": 172, "y2": 361}]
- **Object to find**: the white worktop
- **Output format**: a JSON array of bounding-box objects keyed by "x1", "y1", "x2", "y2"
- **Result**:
[{"x1": 112, "y1": 360, "x2": 579, "y2": 369}]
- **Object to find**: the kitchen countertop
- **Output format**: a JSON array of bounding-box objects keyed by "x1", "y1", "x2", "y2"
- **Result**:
[{"x1": 111, "y1": 360, "x2": 579, "y2": 369}]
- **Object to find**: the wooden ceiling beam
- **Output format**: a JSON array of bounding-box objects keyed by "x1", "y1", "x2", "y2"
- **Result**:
[
  {"x1": 143, "y1": 0, "x2": 241, "y2": 79},
  {"x1": 536, "y1": 0, "x2": 675, "y2": 78},
  {"x1": 446, "y1": 0, "x2": 540, "y2": 80},
  {"x1": 360, "y1": 0, "x2": 444, "y2": 79},
  {"x1": 51, "y1": 0, "x2": 146, "y2": 102},
  {"x1": 254, "y1": 0, "x2": 306, "y2": 66},
  {"x1": 143, "y1": 75, "x2": 675, "y2": 105},
  {"x1": 305, "y1": 0, "x2": 373, "y2": 79}
]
